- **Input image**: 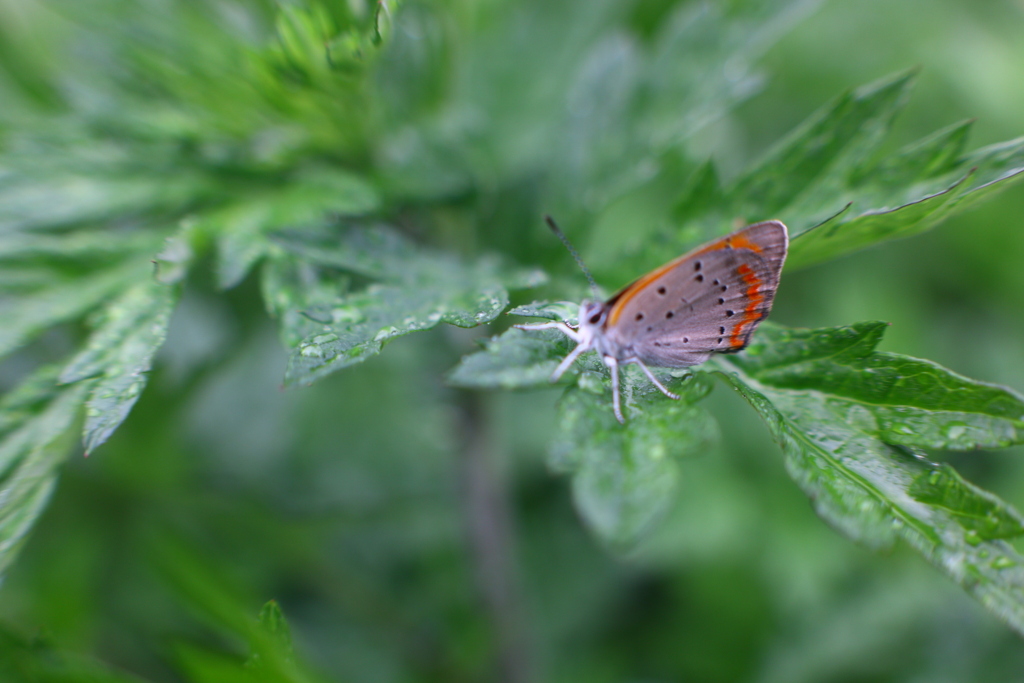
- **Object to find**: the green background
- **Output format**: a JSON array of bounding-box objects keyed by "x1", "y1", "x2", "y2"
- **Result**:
[{"x1": 3, "y1": 0, "x2": 1024, "y2": 681}]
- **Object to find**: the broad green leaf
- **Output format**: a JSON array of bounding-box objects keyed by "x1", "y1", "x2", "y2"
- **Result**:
[
  {"x1": 447, "y1": 302, "x2": 583, "y2": 389},
  {"x1": 784, "y1": 130, "x2": 1024, "y2": 268},
  {"x1": 260, "y1": 251, "x2": 350, "y2": 350},
  {"x1": 786, "y1": 171, "x2": 970, "y2": 268},
  {"x1": 726, "y1": 322, "x2": 1024, "y2": 451},
  {"x1": 948, "y1": 135, "x2": 1024, "y2": 212},
  {"x1": 0, "y1": 366, "x2": 89, "y2": 576},
  {"x1": 59, "y1": 277, "x2": 180, "y2": 454},
  {"x1": 909, "y1": 464, "x2": 1024, "y2": 541},
  {"x1": 447, "y1": 327, "x2": 580, "y2": 390},
  {"x1": 715, "y1": 322, "x2": 1024, "y2": 634},
  {"x1": 268, "y1": 225, "x2": 544, "y2": 386},
  {"x1": 211, "y1": 169, "x2": 379, "y2": 289},
  {"x1": 0, "y1": 260, "x2": 148, "y2": 361},
  {"x1": 729, "y1": 71, "x2": 916, "y2": 221},
  {"x1": 507, "y1": 301, "x2": 581, "y2": 322},
  {"x1": 550, "y1": 374, "x2": 718, "y2": 548},
  {"x1": 652, "y1": 73, "x2": 1024, "y2": 272}
]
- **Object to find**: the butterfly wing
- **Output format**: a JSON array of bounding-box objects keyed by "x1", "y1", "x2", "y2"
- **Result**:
[{"x1": 603, "y1": 221, "x2": 788, "y2": 367}]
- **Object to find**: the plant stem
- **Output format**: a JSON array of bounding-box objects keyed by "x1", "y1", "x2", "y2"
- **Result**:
[{"x1": 456, "y1": 391, "x2": 534, "y2": 683}]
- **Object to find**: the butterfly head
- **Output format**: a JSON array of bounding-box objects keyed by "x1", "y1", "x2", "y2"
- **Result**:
[{"x1": 576, "y1": 299, "x2": 609, "y2": 345}]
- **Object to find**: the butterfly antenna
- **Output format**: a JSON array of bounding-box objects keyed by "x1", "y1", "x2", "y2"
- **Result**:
[{"x1": 544, "y1": 215, "x2": 600, "y2": 298}]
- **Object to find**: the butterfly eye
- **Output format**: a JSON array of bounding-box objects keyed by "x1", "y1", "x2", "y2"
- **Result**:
[{"x1": 588, "y1": 312, "x2": 603, "y2": 324}]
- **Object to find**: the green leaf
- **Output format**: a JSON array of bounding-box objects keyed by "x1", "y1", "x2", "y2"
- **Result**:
[
  {"x1": 0, "y1": 173, "x2": 208, "y2": 233},
  {"x1": 211, "y1": 168, "x2": 379, "y2": 289},
  {"x1": 729, "y1": 71, "x2": 916, "y2": 220},
  {"x1": 0, "y1": 230, "x2": 161, "y2": 266},
  {"x1": 551, "y1": 372, "x2": 718, "y2": 548},
  {"x1": 715, "y1": 322, "x2": 1024, "y2": 634},
  {"x1": 949, "y1": 135, "x2": 1024, "y2": 212},
  {"x1": 447, "y1": 327, "x2": 580, "y2": 390},
  {"x1": 786, "y1": 170, "x2": 970, "y2": 268},
  {"x1": 447, "y1": 302, "x2": 583, "y2": 389},
  {"x1": 254, "y1": 601, "x2": 294, "y2": 657},
  {"x1": 0, "y1": 260, "x2": 148, "y2": 362},
  {"x1": 0, "y1": 624, "x2": 147, "y2": 683},
  {"x1": 267, "y1": 225, "x2": 544, "y2": 386},
  {"x1": 909, "y1": 464, "x2": 1024, "y2": 541},
  {"x1": 656, "y1": 73, "x2": 1024, "y2": 271},
  {"x1": 727, "y1": 322, "x2": 1024, "y2": 451},
  {"x1": 59, "y1": 277, "x2": 180, "y2": 454},
  {"x1": 0, "y1": 366, "x2": 88, "y2": 576},
  {"x1": 153, "y1": 538, "x2": 325, "y2": 683}
]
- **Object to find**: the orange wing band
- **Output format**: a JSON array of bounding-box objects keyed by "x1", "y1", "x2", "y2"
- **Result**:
[{"x1": 729, "y1": 263, "x2": 764, "y2": 348}]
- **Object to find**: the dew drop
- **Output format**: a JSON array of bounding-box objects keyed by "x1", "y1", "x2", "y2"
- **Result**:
[
  {"x1": 374, "y1": 326, "x2": 399, "y2": 342},
  {"x1": 312, "y1": 333, "x2": 339, "y2": 345},
  {"x1": 299, "y1": 342, "x2": 325, "y2": 358},
  {"x1": 992, "y1": 556, "x2": 1016, "y2": 569},
  {"x1": 331, "y1": 306, "x2": 364, "y2": 324},
  {"x1": 945, "y1": 423, "x2": 968, "y2": 441}
]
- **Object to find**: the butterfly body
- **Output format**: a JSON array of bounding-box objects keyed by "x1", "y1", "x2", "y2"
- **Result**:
[{"x1": 517, "y1": 220, "x2": 788, "y2": 422}]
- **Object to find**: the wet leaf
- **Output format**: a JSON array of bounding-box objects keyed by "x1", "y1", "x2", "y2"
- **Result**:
[
  {"x1": 716, "y1": 322, "x2": 1024, "y2": 633},
  {"x1": 731, "y1": 71, "x2": 916, "y2": 221},
  {"x1": 60, "y1": 277, "x2": 179, "y2": 454},
  {"x1": 550, "y1": 372, "x2": 718, "y2": 548},
  {"x1": 447, "y1": 327, "x2": 579, "y2": 390},
  {"x1": 909, "y1": 464, "x2": 1024, "y2": 541},
  {"x1": 211, "y1": 168, "x2": 379, "y2": 289},
  {"x1": 660, "y1": 73, "x2": 1024, "y2": 271},
  {"x1": 447, "y1": 302, "x2": 582, "y2": 389},
  {"x1": 269, "y1": 225, "x2": 543, "y2": 386},
  {"x1": 0, "y1": 365, "x2": 88, "y2": 576},
  {"x1": 0, "y1": 260, "x2": 148, "y2": 361},
  {"x1": 728, "y1": 322, "x2": 1024, "y2": 451}
]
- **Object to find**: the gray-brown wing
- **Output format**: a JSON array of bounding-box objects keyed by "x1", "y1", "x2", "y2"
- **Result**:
[{"x1": 603, "y1": 221, "x2": 787, "y2": 367}]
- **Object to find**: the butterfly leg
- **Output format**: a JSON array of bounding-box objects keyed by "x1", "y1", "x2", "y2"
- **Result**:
[
  {"x1": 550, "y1": 341, "x2": 589, "y2": 381},
  {"x1": 604, "y1": 355, "x2": 625, "y2": 424},
  {"x1": 629, "y1": 358, "x2": 681, "y2": 400},
  {"x1": 513, "y1": 320, "x2": 582, "y2": 343}
]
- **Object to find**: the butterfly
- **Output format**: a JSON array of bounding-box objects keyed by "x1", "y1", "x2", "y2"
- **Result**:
[{"x1": 516, "y1": 219, "x2": 788, "y2": 422}]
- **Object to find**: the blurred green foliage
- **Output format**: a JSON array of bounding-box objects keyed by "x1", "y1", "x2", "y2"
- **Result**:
[{"x1": 3, "y1": 0, "x2": 1024, "y2": 681}]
